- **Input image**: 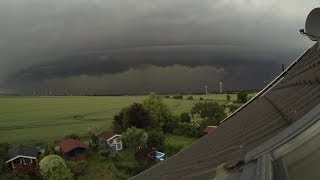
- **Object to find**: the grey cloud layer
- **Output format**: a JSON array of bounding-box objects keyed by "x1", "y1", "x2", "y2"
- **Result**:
[{"x1": 0, "y1": 0, "x2": 317, "y2": 93}]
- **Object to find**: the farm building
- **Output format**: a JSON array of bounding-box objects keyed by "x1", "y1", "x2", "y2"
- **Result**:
[
  {"x1": 97, "y1": 131, "x2": 123, "y2": 151},
  {"x1": 5, "y1": 145, "x2": 39, "y2": 169},
  {"x1": 132, "y1": 10, "x2": 320, "y2": 180},
  {"x1": 59, "y1": 138, "x2": 89, "y2": 161}
]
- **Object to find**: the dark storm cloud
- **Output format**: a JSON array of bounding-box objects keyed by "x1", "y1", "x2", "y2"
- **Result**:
[
  {"x1": 9, "y1": 44, "x2": 285, "y2": 81},
  {"x1": 0, "y1": 0, "x2": 318, "y2": 94}
]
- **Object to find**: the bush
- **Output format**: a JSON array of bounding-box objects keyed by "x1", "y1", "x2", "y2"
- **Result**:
[
  {"x1": 64, "y1": 133, "x2": 81, "y2": 140},
  {"x1": 163, "y1": 95, "x2": 170, "y2": 98},
  {"x1": 98, "y1": 149, "x2": 110, "y2": 161},
  {"x1": 227, "y1": 104, "x2": 238, "y2": 113},
  {"x1": 190, "y1": 102, "x2": 226, "y2": 126},
  {"x1": 180, "y1": 112, "x2": 191, "y2": 122},
  {"x1": 186, "y1": 96, "x2": 193, "y2": 100},
  {"x1": 122, "y1": 127, "x2": 148, "y2": 150},
  {"x1": 165, "y1": 143, "x2": 183, "y2": 157},
  {"x1": 114, "y1": 161, "x2": 145, "y2": 176},
  {"x1": 237, "y1": 90, "x2": 249, "y2": 103},
  {"x1": 147, "y1": 131, "x2": 165, "y2": 151},
  {"x1": 172, "y1": 122, "x2": 189, "y2": 136},
  {"x1": 199, "y1": 97, "x2": 204, "y2": 101},
  {"x1": 143, "y1": 94, "x2": 173, "y2": 131},
  {"x1": 226, "y1": 94, "x2": 231, "y2": 101},
  {"x1": 0, "y1": 143, "x2": 10, "y2": 174},
  {"x1": 162, "y1": 116, "x2": 179, "y2": 133},
  {"x1": 113, "y1": 103, "x2": 152, "y2": 133},
  {"x1": 173, "y1": 95, "x2": 183, "y2": 99},
  {"x1": 109, "y1": 152, "x2": 120, "y2": 162},
  {"x1": 66, "y1": 161, "x2": 88, "y2": 176},
  {"x1": 43, "y1": 141, "x2": 56, "y2": 155},
  {"x1": 39, "y1": 155, "x2": 73, "y2": 180}
]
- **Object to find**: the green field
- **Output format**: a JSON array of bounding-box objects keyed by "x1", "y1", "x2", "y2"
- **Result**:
[{"x1": 0, "y1": 94, "x2": 242, "y2": 144}]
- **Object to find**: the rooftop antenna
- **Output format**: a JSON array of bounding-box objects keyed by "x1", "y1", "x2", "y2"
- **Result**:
[{"x1": 300, "y1": 8, "x2": 320, "y2": 41}]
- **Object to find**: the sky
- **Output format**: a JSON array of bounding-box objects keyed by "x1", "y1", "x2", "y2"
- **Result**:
[{"x1": 0, "y1": 0, "x2": 317, "y2": 95}]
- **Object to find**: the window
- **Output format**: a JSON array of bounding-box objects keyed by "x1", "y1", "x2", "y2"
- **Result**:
[{"x1": 272, "y1": 120, "x2": 320, "y2": 180}]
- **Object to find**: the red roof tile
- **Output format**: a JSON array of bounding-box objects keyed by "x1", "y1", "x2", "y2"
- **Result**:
[
  {"x1": 203, "y1": 126, "x2": 217, "y2": 134},
  {"x1": 97, "y1": 131, "x2": 116, "y2": 140},
  {"x1": 59, "y1": 138, "x2": 88, "y2": 154}
]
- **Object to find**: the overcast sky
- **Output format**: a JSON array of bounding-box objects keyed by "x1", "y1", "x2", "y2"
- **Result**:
[{"x1": 0, "y1": 0, "x2": 317, "y2": 94}]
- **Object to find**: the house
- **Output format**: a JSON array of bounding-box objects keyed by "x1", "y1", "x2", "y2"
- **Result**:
[
  {"x1": 97, "y1": 131, "x2": 123, "y2": 151},
  {"x1": 132, "y1": 9, "x2": 320, "y2": 180},
  {"x1": 5, "y1": 145, "x2": 39, "y2": 169},
  {"x1": 203, "y1": 126, "x2": 217, "y2": 134},
  {"x1": 59, "y1": 138, "x2": 89, "y2": 161}
]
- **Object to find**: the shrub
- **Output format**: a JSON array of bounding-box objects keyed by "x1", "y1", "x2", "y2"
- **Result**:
[
  {"x1": 190, "y1": 102, "x2": 226, "y2": 126},
  {"x1": 162, "y1": 116, "x2": 179, "y2": 133},
  {"x1": 43, "y1": 141, "x2": 56, "y2": 155},
  {"x1": 226, "y1": 94, "x2": 231, "y2": 101},
  {"x1": 143, "y1": 94, "x2": 173, "y2": 131},
  {"x1": 98, "y1": 149, "x2": 110, "y2": 161},
  {"x1": 147, "y1": 130, "x2": 165, "y2": 151},
  {"x1": 237, "y1": 90, "x2": 249, "y2": 103},
  {"x1": 121, "y1": 127, "x2": 148, "y2": 150},
  {"x1": 227, "y1": 104, "x2": 238, "y2": 113},
  {"x1": 109, "y1": 152, "x2": 120, "y2": 162},
  {"x1": 114, "y1": 161, "x2": 144, "y2": 176},
  {"x1": 39, "y1": 155, "x2": 73, "y2": 180},
  {"x1": 165, "y1": 143, "x2": 183, "y2": 157},
  {"x1": 173, "y1": 95, "x2": 183, "y2": 99},
  {"x1": 0, "y1": 143, "x2": 9, "y2": 174},
  {"x1": 64, "y1": 133, "x2": 81, "y2": 140},
  {"x1": 180, "y1": 112, "x2": 191, "y2": 122},
  {"x1": 172, "y1": 122, "x2": 189, "y2": 136},
  {"x1": 113, "y1": 103, "x2": 151, "y2": 133},
  {"x1": 66, "y1": 161, "x2": 88, "y2": 176},
  {"x1": 163, "y1": 95, "x2": 170, "y2": 98},
  {"x1": 186, "y1": 96, "x2": 193, "y2": 100},
  {"x1": 199, "y1": 97, "x2": 204, "y2": 101}
]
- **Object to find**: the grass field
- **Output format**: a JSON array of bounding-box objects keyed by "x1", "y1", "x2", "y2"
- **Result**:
[{"x1": 0, "y1": 94, "x2": 244, "y2": 144}]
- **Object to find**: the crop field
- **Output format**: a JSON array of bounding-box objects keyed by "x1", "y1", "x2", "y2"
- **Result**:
[{"x1": 0, "y1": 94, "x2": 242, "y2": 144}]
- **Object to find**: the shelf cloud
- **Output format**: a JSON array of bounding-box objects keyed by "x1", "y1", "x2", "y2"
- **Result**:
[{"x1": 0, "y1": 0, "x2": 317, "y2": 94}]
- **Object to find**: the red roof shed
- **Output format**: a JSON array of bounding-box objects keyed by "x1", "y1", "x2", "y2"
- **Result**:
[
  {"x1": 59, "y1": 138, "x2": 89, "y2": 154},
  {"x1": 203, "y1": 126, "x2": 217, "y2": 134}
]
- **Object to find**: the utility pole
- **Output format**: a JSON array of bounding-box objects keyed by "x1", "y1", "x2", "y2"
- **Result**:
[
  {"x1": 33, "y1": 88, "x2": 36, "y2": 96},
  {"x1": 219, "y1": 82, "x2": 223, "y2": 94}
]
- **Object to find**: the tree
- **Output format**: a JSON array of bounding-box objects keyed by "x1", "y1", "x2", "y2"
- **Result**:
[
  {"x1": 43, "y1": 141, "x2": 56, "y2": 155},
  {"x1": 188, "y1": 113, "x2": 207, "y2": 137},
  {"x1": 0, "y1": 143, "x2": 10, "y2": 174},
  {"x1": 86, "y1": 125, "x2": 99, "y2": 148},
  {"x1": 186, "y1": 96, "x2": 193, "y2": 100},
  {"x1": 39, "y1": 155, "x2": 73, "y2": 180},
  {"x1": 237, "y1": 91, "x2": 249, "y2": 103},
  {"x1": 147, "y1": 130, "x2": 165, "y2": 151},
  {"x1": 190, "y1": 102, "x2": 226, "y2": 125},
  {"x1": 226, "y1": 94, "x2": 231, "y2": 101},
  {"x1": 112, "y1": 103, "x2": 151, "y2": 133},
  {"x1": 180, "y1": 112, "x2": 191, "y2": 122},
  {"x1": 143, "y1": 94, "x2": 174, "y2": 132},
  {"x1": 121, "y1": 127, "x2": 148, "y2": 150}
]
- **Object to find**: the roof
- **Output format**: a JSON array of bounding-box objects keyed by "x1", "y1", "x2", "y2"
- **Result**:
[
  {"x1": 97, "y1": 131, "x2": 117, "y2": 140},
  {"x1": 203, "y1": 126, "x2": 217, "y2": 134},
  {"x1": 6, "y1": 145, "x2": 38, "y2": 162},
  {"x1": 133, "y1": 43, "x2": 320, "y2": 180},
  {"x1": 59, "y1": 138, "x2": 89, "y2": 154}
]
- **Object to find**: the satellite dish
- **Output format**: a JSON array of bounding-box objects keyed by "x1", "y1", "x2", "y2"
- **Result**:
[{"x1": 305, "y1": 8, "x2": 320, "y2": 41}]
